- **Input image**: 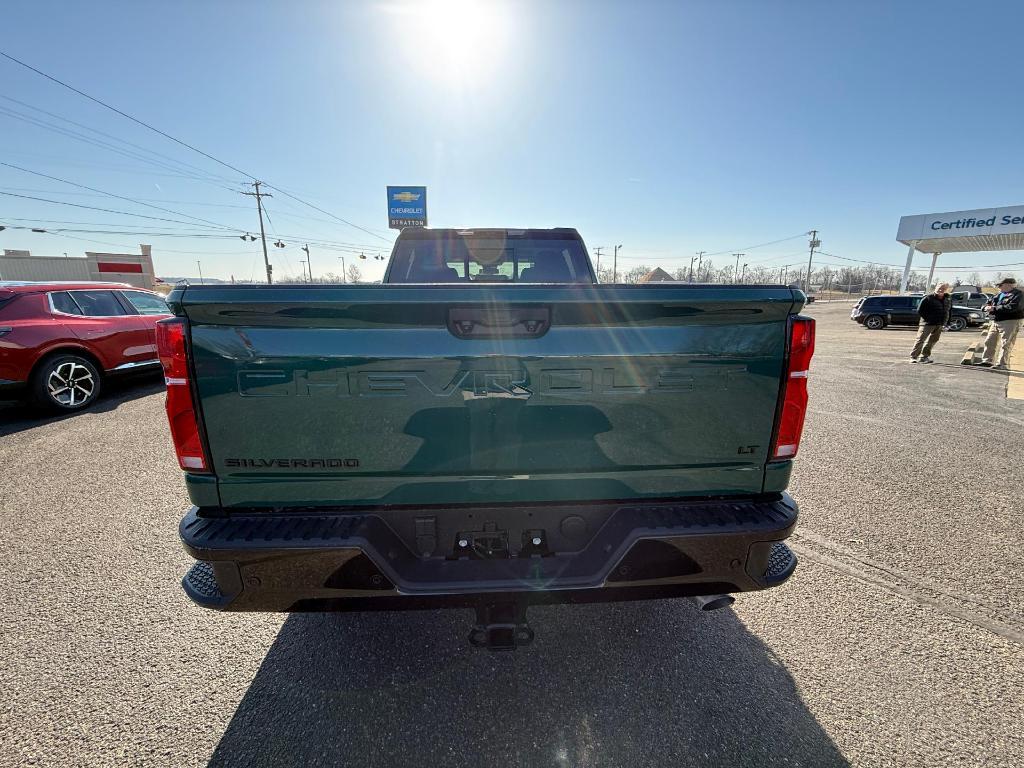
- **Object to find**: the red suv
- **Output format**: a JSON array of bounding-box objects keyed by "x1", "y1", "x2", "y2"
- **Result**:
[{"x1": 0, "y1": 281, "x2": 171, "y2": 411}]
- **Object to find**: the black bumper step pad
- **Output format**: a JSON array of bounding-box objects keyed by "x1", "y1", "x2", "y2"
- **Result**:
[{"x1": 764, "y1": 541, "x2": 797, "y2": 583}]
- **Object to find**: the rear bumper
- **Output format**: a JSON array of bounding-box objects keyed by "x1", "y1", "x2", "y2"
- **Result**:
[{"x1": 180, "y1": 494, "x2": 799, "y2": 612}]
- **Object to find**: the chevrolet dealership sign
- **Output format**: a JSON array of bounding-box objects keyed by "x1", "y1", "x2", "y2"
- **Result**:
[
  {"x1": 898, "y1": 205, "x2": 1024, "y2": 253},
  {"x1": 386, "y1": 186, "x2": 427, "y2": 229}
]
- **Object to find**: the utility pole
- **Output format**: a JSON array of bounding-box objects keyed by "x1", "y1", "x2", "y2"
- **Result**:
[
  {"x1": 196, "y1": 260, "x2": 204, "y2": 285},
  {"x1": 241, "y1": 181, "x2": 274, "y2": 284},
  {"x1": 805, "y1": 230, "x2": 820, "y2": 293},
  {"x1": 689, "y1": 255, "x2": 698, "y2": 282},
  {"x1": 338, "y1": 256, "x2": 347, "y2": 284},
  {"x1": 732, "y1": 253, "x2": 745, "y2": 283},
  {"x1": 781, "y1": 264, "x2": 790, "y2": 284},
  {"x1": 299, "y1": 260, "x2": 308, "y2": 282},
  {"x1": 301, "y1": 244, "x2": 313, "y2": 282},
  {"x1": 593, "y1": 246, "x2": 604, "y2": 275},
  {"x1": 694, "y1": 251, "x2": 705, "y2": 282},
  {"x1": 613, "y1": 244, "x2": 622, "y2": 283}
]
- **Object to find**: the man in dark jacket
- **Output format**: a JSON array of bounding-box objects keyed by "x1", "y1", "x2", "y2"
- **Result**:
[
  {"x1": 910, "y1": 282, "x2": 952, "y2": 363},
  {"x1": 977, "y1": 277, "x2": 1023, "y2": 369}
]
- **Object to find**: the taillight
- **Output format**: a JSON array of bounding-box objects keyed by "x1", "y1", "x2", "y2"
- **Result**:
[
  {"x1": 771, "y1": 316, "x2": 815, "y2": 460},
  {"x1": 156, "y1": 317, "x2": 209, "y2": 472}
]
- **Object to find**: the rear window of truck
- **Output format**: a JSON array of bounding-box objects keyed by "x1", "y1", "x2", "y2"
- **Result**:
[{"x1": 387, "y1": 232, "x2": 593, "y2": 283}]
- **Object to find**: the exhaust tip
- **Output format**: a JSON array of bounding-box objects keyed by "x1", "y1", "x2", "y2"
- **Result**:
[{"x1": 691, "y1": 594, "x2": 735, "y2": 612}]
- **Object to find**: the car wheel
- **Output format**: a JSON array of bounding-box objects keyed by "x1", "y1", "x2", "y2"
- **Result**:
[
  {"x1": 864, "y1": 315, "x2": 885, "y2": 330},
  {"x1": 947, "y1": 317, "x2": 967, "y2": 332},
  {"x1": 30, "y1": 354, "x2": 102, "y2": 412}
]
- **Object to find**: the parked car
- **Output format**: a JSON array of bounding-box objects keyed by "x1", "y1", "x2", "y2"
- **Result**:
[
  {"x1": 164, "y1": 227, "x2": 814, "y2": 649},
  {"x1": 949, "y1": 290, "x2": 989, "y2": 309},
  {"x1": 850, "y1": 295, "x2": 985, "y2": 331},
  {"x1": 0, "y1": 280, "x2": 170, "y2": 411}
]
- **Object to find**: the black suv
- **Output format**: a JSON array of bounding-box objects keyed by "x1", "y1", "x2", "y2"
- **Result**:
[{"x1": 850, "y1": 295, "x2": 986, "y2": 331}]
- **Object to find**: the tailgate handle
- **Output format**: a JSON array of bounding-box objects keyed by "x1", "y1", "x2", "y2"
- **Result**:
[{"x1": 448, "y1": 306, "x2": 551, "y2": 339}]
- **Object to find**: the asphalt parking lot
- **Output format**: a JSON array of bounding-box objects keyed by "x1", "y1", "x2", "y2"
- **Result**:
[{"x1": 1, "y1": 302, "x2": 1022, "y2": 767}]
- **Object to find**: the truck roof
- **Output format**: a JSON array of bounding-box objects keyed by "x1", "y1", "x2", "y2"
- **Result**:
[{"x1": 396, "y1": 227, "x2": 582, "y2": 239}]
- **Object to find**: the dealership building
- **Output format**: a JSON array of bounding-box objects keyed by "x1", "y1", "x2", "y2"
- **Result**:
[{"x1": 0, "y1": 245, "x2": 157, "y2": 288}]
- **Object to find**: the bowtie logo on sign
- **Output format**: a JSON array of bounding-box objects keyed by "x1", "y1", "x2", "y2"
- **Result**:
[{"x1": 387, "y1": 186, "x2": 428, "y2": 229}]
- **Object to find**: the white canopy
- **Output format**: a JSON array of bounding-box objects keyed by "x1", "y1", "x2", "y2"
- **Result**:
[{"x1": 896, "y1": 205, "x2": 1024, "y2": 292}]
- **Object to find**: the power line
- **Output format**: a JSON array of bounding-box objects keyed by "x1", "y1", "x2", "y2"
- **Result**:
[
  {"x1": 0, "y1": 224, "x2": 236, "y2": 238},
  {"x1": 0, "y1": 190, "x2": 245, "y2": 229},
  {"x1": 0, "y1": 185, "x2": 254, "y2": 208},
  {"x1": 702, "y1": 233, "x2": 809, "y2": 257},
  {"x1": 0, "y1": 104, "x2": 234, "y2": 188},
  {"x1": 0, "y1": 50, "x2": 389, "y2": 242},
  {"x1": 262, "y1": 184, "x2": 391, "y2": 242},
  {"x1": 0, "y1": 49, "x2": 255, "y2": 181},
  {"x1": 0, "y1": 161, "x2": 240, "y2": 231},
  {"x1": 0, "y1": 151, "x2": 248, "y2": 183},
  {"x1": 605, "y1": 234, "x2": 810, "y2": 262},
  {"x1": 0, "y1": 214, "x2": 387, "y2": 248},
  {"x1": 0, "y1": 92, "x2": 240, "y2": 184},
  {"x1": 817, "y1": 250, "x2": 1024, "y2": 271},
  {"x1": 0, "y1": 215, "x2": 229, "y2": 229},
  {"x1": 0, "y1": 217, "x2": 391, "y2": 254}
]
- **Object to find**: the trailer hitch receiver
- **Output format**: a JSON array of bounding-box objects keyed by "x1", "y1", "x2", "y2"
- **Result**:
[{"x1": 469, "y1": 601, "x2": 534, "y2": 651}]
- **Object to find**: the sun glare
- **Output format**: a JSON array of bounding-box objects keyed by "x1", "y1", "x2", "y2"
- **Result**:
[{"x1": 388, "y1": 0, "x2": 510, "y2": 88}]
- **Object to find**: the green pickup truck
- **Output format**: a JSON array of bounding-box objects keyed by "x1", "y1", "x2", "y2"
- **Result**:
[{"x1": 160, "y1": 227, "x2": 814, "y2": 649}]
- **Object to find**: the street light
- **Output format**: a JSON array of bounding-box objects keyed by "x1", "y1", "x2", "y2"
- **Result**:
[
  {"x1": 613, "y1": 244, "x2": 622, "y2": 283},
  {"x1": 732, "y1": 253, "x2": 745, "y2": 284},
  {"x1": 301, "y1": 244, "x2": 313, "y2": 282}
]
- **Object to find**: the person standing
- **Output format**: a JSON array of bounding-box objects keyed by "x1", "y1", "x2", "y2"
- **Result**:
[
  {"x1": 910, "y1": 282, "x2": 952, "y2": 363},
  {"x1": 976, "y1": 277, "x2": 1023, "y2": 370}
]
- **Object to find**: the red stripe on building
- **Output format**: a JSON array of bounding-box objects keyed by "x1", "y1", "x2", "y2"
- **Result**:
[{"x1": 97, "y1": 261, "x2": 144, "y2": 273}]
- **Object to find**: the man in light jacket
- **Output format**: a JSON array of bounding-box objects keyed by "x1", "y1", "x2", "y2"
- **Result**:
[{"x1": 977, "y1": 277, "x2": 1023, "y2": 370}]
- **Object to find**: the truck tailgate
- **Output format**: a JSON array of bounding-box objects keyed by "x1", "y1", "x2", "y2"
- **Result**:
[{"x1": 177, "y1": 284, "x2": 799, "y2": 508}]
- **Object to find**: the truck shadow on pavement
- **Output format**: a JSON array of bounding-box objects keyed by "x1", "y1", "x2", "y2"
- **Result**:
[
  {"x1": 207, "y1": 600, "x2": 848, "y2": 767},
  {"x1": 0, "y1": 372, "x2": 163, "y2": 438}
]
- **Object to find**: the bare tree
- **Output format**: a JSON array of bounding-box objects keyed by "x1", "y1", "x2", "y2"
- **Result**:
[
  {"x1": 622, "y1": 265, "x2": 650, "y2": 284},
  {"x1": 346, "y1": 263, "x2": 362, "y2": 284}
]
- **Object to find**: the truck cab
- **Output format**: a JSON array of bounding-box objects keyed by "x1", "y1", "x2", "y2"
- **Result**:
[{"x1": 384, "y1": 227, "x2": 596, "y2": 284}]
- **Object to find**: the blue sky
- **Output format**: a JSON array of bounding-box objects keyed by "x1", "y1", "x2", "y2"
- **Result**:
[{"x1": 2, "y1": 0, "x2": 1023, "y2": 282}]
